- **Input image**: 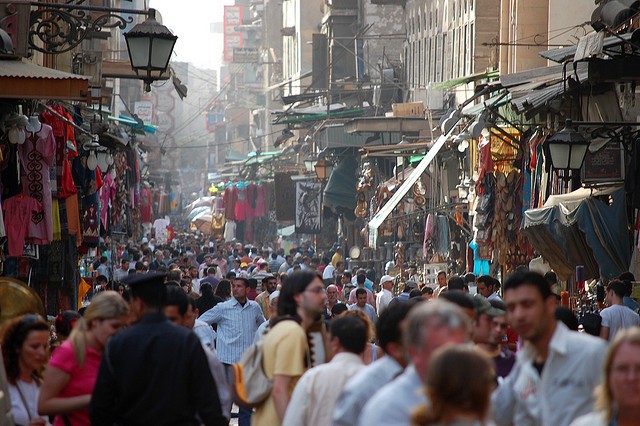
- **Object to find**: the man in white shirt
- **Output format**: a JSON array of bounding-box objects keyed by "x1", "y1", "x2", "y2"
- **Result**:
[
  {"x1": 322, "y1": 261, "x2": 336, "y2": 284},
  {"x1": 600, "y1": 279, "x2": 640, "y2": 341},
  {"x1": 334, "y1": 302, "x2": 413, "y2": 426},
  {"x1": 283, "y1": 315, "x2": 367, "y2": 426},
  {"x1": 376, "y1": 275, "x2": 394, "y2": 316},
  {"x1": 477, "y1": 275, "x2": 502, "y2": 301},
  {"x1": 493, "y1": 271, "x2": 607, "y2": 426},
  {"x1": 359, "y1": 301, "x2": 470, "y2": 426}
]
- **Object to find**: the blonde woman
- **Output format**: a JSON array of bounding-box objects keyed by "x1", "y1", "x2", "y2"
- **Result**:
[
  {"x1": 38, "y1": 291, "x2": 128, "y2": 426},
  {"x1": 570, "y1": 327, "x2": 640, "y2": 426}
]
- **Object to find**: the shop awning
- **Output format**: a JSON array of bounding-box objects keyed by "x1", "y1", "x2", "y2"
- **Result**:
[
  {"x1": 539, "y1": 33, "x2": 632, "y2": 64},
  {"x1": 245, "y1": 150, "x2": 283, "y2": 165},
  {"x1": 522, "y1": 186, "x2": 630, "y2": 281},
  {"x1": 367, "y1": 115, "x2": 462, "y2": 247},
  {"x1": 108, "y1": 116, "x2": 158, "y2": 134},
  {"x1": 435, "y1": 70, "x2": 500, "y2": 89},
  {"x1": 323, "y1": 155, "x2": 358, "y2": 214},
  {"x1": 344, "y1": 116, "x2": 431, "y2": 134},
  {"x1": 0, "y1": 59, "x2": 89, "y2": 100}
]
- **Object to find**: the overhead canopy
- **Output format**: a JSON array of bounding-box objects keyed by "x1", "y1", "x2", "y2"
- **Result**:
[
  {"x1": 0, "y1": 59, "x2": 89, "y2": 100},
  {"x1": 501, "y1": 63, "x2": 588, "y2": 118},
  {"x1": 522, "y1": 186, "x2": 630, "y2": 281},
  {"x1": 323, "y1": 155, "x2": 358, "y2": 214}
]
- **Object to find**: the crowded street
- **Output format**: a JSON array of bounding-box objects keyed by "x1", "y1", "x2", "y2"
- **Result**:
[{"x1": 3, "y1": 0, "x2": 640, "y2": 425}]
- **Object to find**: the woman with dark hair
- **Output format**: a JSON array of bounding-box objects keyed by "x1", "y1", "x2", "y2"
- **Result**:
[
  {"x1": 1, "y1": 314, "x2": 51, "y2": 425},
  {"x1": 195, "y1": 283, "x2": 223, "y2": 316},
  {"x1": 253, "y1": 271, "x2": 328, "y2": 426},
  {"x1": 214, "y1": 279, "x2": 232, "y2": 301}
]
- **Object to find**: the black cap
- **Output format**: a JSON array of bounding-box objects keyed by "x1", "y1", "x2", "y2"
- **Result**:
[{"x1": 121, "y1": 271, "x2": 166, "y2": 288}]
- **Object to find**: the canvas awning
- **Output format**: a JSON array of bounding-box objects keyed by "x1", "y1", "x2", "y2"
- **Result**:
[
  {"x1": 0, "y1": 59, "x2": 89, "y2": 100},
  {"x1": 522, "y1": 186, "x2": 630, "y2": 281},
  {"x1": 323, "y1": 155, "x2": 358, "y2": 214},
  {"x1": 367, "y1": 115, "x2": 462, "y2": 247}
]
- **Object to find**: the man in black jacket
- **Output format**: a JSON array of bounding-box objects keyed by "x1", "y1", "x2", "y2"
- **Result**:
[{"x1": 90, "y1": 272, "x2": 227, "y2": 425}]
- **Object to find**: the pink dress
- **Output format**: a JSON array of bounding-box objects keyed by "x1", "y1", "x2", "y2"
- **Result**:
[
  {"x1": 48, "y1": 340, "x2": 102, "y2": 426},
  {"x1": 19, "y1": 124, "x2": 56, "y2": 244},
  {"x1": 2, "y1": 194, "x2": 42, "y2": 256}
]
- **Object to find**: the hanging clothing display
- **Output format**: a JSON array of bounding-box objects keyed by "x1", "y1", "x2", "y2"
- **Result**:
[
  {"x1": 2, "y1": 194, "x2": 42, "y2": 256},
  {"x1": 140, "y1": 188, "x2": 152, "y2": 223},
  {"x1": 66, "y1": 193, "x2": 82, "y2": 246},
  {"x1": 82, "y1": 204, "x2": 99, "y2": 247},
  {"x1": 99, "y1": 173, "x2": 116, "y2": 230},
  {"x1": 0, "y1": 197, "x2": 5, "y2": 238},
  {"x1": 19, "y1": 123, "x2": 56, "y2": 244},
  {"x1": 223, "y1": 185, "x2": 237, "y2": 220},
  {"x1": 153, "y1": 217, "x2": 169, "y2": 245}
]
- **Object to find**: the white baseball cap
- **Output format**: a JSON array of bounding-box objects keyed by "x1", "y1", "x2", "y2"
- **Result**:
[{"x1": 380, "y1": 275, "x2": 394, "y2": 284}]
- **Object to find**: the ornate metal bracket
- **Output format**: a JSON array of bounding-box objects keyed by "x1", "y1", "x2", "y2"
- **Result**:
[
  {"x1": 28, "y1": 7, "x2": 133, "y2": 53},
  {"x1": 0, "y1": 1, "x2": 153, "y2": 55}
]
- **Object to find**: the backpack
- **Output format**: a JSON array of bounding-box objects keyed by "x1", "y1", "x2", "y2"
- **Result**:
[{"x1": 228, "y1": 339, "x2": 272, "y2": 408}]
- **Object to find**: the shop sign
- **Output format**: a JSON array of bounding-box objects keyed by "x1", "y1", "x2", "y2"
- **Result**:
[
  {"x1": 233, "y1": 47, "x2": 259, "y2": 63},
  {"x1": 582, "y1": 141, "x2": 625, "y2": 184},
  {"x1": 134, "y1": 101, "x2": 153, "y2": 124},
  {"x1": 224, "y1": 6, "x2": 243, "y2": 62},
  {"x1": 295, "y1": 181, "x2": 323, "y2": 234}
]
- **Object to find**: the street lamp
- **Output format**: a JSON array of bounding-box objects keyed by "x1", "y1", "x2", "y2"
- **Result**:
[
  {"x1": 304, "y1": 157, "x2": 317, "y2": 173},
  {"x1": 546, "y1": 119, "x2": 590, "y2": 179},
  {"x1": 314, "y1": 158, "x2": 334, "y2": 180},
  {"x1": 124, "y1": 9, "x2": 177, "y2": 92}
]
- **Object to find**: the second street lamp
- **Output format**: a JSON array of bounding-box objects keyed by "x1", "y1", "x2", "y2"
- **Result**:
[
  {"x1": 124, "y1": 9, "x2": 178, "y2": 92},
  {"x1": 546, "y1": 119, "x2": 590, "y2": 180}
]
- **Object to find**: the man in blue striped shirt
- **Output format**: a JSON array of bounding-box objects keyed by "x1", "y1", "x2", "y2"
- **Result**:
[{"x1": 200, "y1": 276, "x2": 265, "y2": 426}]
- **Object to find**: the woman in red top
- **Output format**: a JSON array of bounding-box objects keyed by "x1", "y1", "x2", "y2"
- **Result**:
[{"x1": 38, "y1": 292, "x2": 128, "y2": 425}]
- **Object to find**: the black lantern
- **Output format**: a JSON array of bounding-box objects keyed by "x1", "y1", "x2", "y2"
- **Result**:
[
  {"x1": 314, "y1": 158, "x2": 334, "y2": 180},
  {"x1": 547, "y1": 119, "x2": 590, "y2": 179},
  {"x1": 124, "y1": 9, "x2": 177, "y2": 92}
]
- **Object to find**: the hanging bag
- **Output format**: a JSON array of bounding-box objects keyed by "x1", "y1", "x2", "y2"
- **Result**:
[{"x1": 228, "y1": 339, "x2": 272, "y2": 408}]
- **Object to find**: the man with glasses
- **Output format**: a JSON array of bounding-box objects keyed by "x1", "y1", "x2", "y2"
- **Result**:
[
  {"x1": 253, "y1": 271, "x2": 328, "y2": 426},
  {"x1": 472, "y1": 297, "x2": 515, "y2": 378}
]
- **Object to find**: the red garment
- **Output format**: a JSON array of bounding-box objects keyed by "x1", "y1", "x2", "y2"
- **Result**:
[
  {"x1": 140, "y1": 188, "x2": 152, "y2": 223},
  {"x1": 246, "y1": 182, "x2": 256, "y2": 219},
  {"x1": 247, "y1": 288, "x2": 260, "y2": 301},
  {"x1": 223, "y1": 185, "x2": 237, "y2": 220},
  {"x1": 3, "y1": 194, "x2": 42, "y2": 257},
  {"x1": 254, "y1": 184, "x2": 266, "y2": 217},
  {"x1": 477, "y1": 136, "x2": 494, "y2": 184},
  {"x1": 235, "y1": 187, "x2": 247, "y2": 221}
]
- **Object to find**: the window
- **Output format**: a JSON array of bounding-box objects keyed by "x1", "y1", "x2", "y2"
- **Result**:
[
  {"x1": 470, "y1": 23, "x2": 475, "y2": 74},
  {"x1": 463, "y1": 25, "x2": 467, "y2": 76},
  {"x1": 441, "y1": 33, "x2": 446, "y2": 82}
]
